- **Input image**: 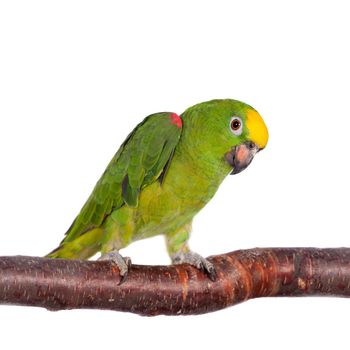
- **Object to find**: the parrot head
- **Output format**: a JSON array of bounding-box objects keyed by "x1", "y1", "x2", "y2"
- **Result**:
[{"x1": 181, "y1": 99, "x2": 269, "y2": 175}]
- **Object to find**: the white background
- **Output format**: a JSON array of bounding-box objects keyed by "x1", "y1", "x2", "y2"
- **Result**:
[{"x1": 1, "y1": 0, "x2": 349, "y2": 348}]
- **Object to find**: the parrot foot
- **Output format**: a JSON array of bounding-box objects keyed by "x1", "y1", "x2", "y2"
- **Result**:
[
  {"x1": 98, "y1": 251, "x2": 132, "y2": 284},
  {"x1": 172, "y1": 251, "x2": 217, "y2": 281}
]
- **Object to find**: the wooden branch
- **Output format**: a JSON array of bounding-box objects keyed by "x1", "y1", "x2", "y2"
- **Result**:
[{"x1": 1, "y1": 248, "x2": 350, "y2": 316}]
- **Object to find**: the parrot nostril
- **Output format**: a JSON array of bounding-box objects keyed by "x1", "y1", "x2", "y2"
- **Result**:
[{"x1": 247, "y1": 141, "x2": 256, "y2": 150}]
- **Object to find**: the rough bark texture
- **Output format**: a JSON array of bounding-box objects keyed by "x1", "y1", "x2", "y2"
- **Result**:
[{"x1": 1, "y1": 248, "x2": 350, "y2": 316}]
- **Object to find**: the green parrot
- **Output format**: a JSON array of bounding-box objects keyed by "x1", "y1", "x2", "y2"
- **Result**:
[{"x1": 47, "y1": 99, "x2": 268, "y2": 281}]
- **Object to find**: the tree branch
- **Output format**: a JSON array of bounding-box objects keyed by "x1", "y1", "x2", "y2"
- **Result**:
[{"x1": 1, "y1": 248, "x2": 350, "y2": 316}]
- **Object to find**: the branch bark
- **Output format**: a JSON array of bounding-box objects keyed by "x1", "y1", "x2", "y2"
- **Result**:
[{"x1": 1, "y1": 248, "x2": 350, "y2": 316}]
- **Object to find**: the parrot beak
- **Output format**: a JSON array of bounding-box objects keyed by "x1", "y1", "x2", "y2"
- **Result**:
[{"x1": 225, "y1": 141, "x2": 261, "y2": 175}]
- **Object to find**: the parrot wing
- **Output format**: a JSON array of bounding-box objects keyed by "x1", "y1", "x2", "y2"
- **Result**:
[{"x1": 62, "y1": 112, "x2": 182, "y2": 243}]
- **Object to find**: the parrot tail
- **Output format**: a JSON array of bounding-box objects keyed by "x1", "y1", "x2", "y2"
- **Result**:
[{"x1": 45, "y1": 228, "x2": 104, "y2": 260}]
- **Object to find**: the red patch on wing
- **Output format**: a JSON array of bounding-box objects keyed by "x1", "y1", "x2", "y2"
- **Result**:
[{"x1": 170, "y1": 113, "x2": 182, "y2": 128}]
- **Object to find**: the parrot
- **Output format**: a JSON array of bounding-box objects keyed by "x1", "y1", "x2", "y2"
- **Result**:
[{"x1": 47, "y1": 99, "x2": 269, "y2": 281}]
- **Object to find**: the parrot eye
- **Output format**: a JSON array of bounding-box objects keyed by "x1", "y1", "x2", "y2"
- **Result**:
[{"x1": 230, "y1": 117, "x2": 243, "y2": 136}]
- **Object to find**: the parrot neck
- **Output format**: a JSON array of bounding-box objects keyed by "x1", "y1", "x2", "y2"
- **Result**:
[
  {"x1": 179, "y1": 111, "x2": 232, "y2": 178},
  {"x1": 176, "y1": 142, "x2": 231, "y2": 182},
  {"x1": 167, "y1": 117, "x2": 232, "y2": 207}
]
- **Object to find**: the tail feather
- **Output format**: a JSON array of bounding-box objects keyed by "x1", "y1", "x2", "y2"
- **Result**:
[{"x1": 46, "y1": 228, "x2": 104, "y2": 260}]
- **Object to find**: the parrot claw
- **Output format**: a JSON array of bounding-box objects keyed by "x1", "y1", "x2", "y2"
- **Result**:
[
  {"x1": 98, "y1": 251, "x2": 132, "y2": 284},
  {"x1": 172, "y1": 251, "x2": 217, "y2": 281}
]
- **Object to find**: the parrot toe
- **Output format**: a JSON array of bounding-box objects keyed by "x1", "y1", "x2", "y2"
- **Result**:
[
  {"x1": 172, "y1": 251, "x2": 217, "y2": 281},
  {"x1": 98, "y1": 250, "x2": 132, "y2": 284}
]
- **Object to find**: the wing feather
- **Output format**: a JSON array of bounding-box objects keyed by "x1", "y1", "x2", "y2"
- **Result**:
[{"x1": 62, "y1": 112, "x2": 182, "y2": 242}]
